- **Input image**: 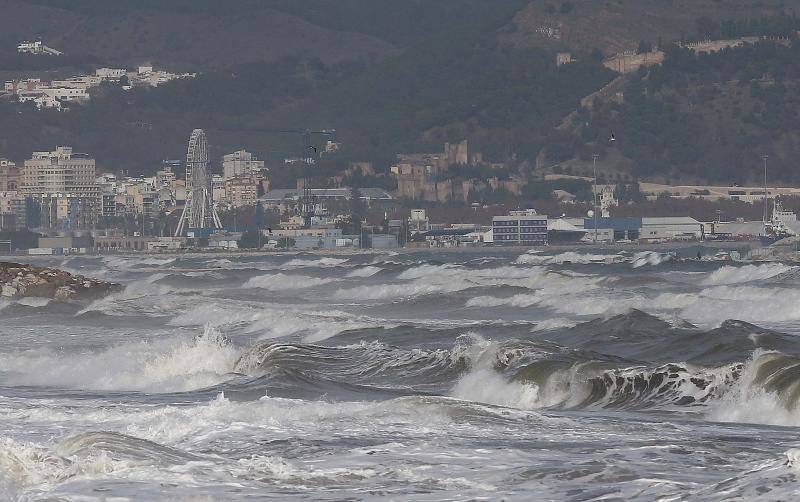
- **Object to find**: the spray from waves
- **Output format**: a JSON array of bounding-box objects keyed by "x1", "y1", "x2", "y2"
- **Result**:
[
  {"x1": 449, "y1": 335, "x2": 540, "y2": 409},
  {"x1": 243, "y1": 273, "x2": 334, "y2": 290},
  {"x1": 631, "y1": 251, "x2": 674, "y2": 268},
  {"x1": 707, "y1": 350, "x2": 800, "y2": 427},
  {"x1": 0, "y1": 325, "x2": 239, "y2": 392},
  {"x1": 701, "y1": 263, "x2": 797, "y2": 286},
  {"x1": 515, "y1": 251, "x2": 627, "y2": 266}
]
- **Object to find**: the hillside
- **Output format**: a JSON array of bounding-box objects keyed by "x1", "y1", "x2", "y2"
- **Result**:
[
  {"x1": 1, "y1": 0, "x2": 800, "y2": 187},
  {"x1": 559, "y1": 40, "x2": 800, "y2": 185},
  {"x1": 505, "y1": 0, "x2": 800, "y2": 54},
  {"x1": 0, "y1": 0, "x2": 396, "y2": 69},
  {"x1": 2, "y1": 0, "x2": 617, "y2": 176}
]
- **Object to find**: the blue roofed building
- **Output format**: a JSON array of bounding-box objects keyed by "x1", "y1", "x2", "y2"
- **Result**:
[{"x1": 583, "y1": 217, "x2": 641, "y2": 241}]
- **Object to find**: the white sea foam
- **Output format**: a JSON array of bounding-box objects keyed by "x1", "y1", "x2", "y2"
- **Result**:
[
  {"x1": 464, "y1": 272, "x2": 610, "y2": 315},
  {"x1": 346, "y1": 265, "x2": 382, "y2": 278},
  {"x1": 679, "y1": 285, "x2": 800, "y2": 325},
  {"x1": 701, "y1": 263, "x2": 796, "y2": 286},
  {"x1": 244, "y1": 308, "x2": 382, "y2": 343},
  {"x1": 515, "y1": 251, "x2": 626, "y2": 265},
  {"x1": 78, "y1": 277, "x2": 184, "y2": 317},
  {"x1": 450, "y1": 336, "x2": 540, "y2": 409},
  {"x1": 631, "y1": 251, "x2": 674, "y2": 268},
  {"x1": 280, "y1": 257, "x2": 349, "y2": 269},
  {"x1": 335, "y1": 265, "x2": 557, "y2": 301},
  {"x1": 243, "y1": 273, "x2": 334, "y2": 290},
  {"x1": 706, "y1": 350, "x2": 800, "y2": 426},
  {"x1": 14, "y1": 297, "x2": 52, "y2": 307},
  {"x1": 397, "y1": 263, "x2": 460, "y2": 280},
  {"x1": 103, "y1": 256, "x2": 176, "y2": 270},
  {"x1": 531, "y1": 318, "x2": 576, "y2": 331},
  {"x1": 0, "y1": 325, "x2": 238, "y2": 392}
]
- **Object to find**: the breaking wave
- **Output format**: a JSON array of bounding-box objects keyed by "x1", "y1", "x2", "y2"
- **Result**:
[{"x1": 0, "y1": 325, "x2": 238, "y2": 392}]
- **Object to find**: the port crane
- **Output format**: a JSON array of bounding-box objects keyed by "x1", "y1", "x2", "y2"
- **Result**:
[{"x1": 217, "y1": 127, "x2": 336, "y2": 228}]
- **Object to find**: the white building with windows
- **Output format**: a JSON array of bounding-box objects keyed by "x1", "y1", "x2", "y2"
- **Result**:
[
  {"x1": 17, "y1": 40, "x2": 62, "y2": 56},
  {"x1": 22, "y1": 147, "x2": 99, "y2": 211},
  {"x1": 492, "y1": 209, "x2": 548, "y2": 246},
  {"x1": 222, "y1": 150, "x2": 265, "y2": 180},
  {"x1": 95, "y1": 68, "x2": 127, "y2": 80},
  {"x1": 640, "y1": 217, "x2": 703, "y2": 242}
]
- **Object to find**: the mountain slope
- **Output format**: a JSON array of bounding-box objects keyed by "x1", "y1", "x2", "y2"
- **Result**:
[
  {"x1": 562, "y1": 40, "x2": 800, "y2": 184},
  {"x1": 506, "y1": 0, "x2": 800, "y2": 54},
  {"x1": 0, "y1": 0, "x2": 396, "y2": 68}
]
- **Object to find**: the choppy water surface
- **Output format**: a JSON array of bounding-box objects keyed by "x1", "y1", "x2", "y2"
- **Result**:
[{"x1": 3, "y1": 249, "x2": 800, "y2": 500}]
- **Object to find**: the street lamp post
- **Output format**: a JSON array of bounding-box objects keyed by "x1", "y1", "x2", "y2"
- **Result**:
[
  {"x1": 592, "y1": 153, "x2": 599, "y2": 243},
  {"x1": 762, "y1": 154, "x2": 769, "y2": 223}
]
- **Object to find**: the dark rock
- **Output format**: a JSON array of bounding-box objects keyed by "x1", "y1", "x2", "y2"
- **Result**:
[{"x1": 0, "y1": 262, "x2": 121, "y2": 301}]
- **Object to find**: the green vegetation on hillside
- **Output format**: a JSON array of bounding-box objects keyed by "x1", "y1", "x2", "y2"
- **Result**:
[
  {"x1": 4, "y1": 0, "x2": 800, "y2": 188},
  {"x1": 567, "y1": 40, "x2": 800, "y2": 184},
  {"x1": 25, "y1": 0, "x2": 522, "y2": 47},
  {"x1": 0, "y1": 0, "x2": 615, "y2": 179}
]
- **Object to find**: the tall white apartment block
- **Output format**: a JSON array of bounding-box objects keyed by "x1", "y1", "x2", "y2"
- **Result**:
[
  {"x1": 222, "y1": 150, "x2": 264, "y2": 180},
  {"x1": 22, "y1": 146, "x2": 99, "y2": 200}
]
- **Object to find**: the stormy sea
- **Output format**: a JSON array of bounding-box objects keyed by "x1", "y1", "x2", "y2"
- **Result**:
[{"x1": 4, "y1": 248, "x2": 800, "y2": 500}]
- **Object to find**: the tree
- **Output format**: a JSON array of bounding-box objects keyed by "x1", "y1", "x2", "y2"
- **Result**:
[
  {"x1": 237, "y1": 230, "x2": 262, "y2": 249},
  {"x1": 119, "y1": 75, "x2": 130, "y2": 87},
  {"x1": 696, "y1": 16, "x2": 719, "y2": 40},
  {"x1": 350, "y1": 186, "x2": 365, "y2": 232},
  {"x1": 277, "y1": 237, "x2": 295, "y2": 248}
]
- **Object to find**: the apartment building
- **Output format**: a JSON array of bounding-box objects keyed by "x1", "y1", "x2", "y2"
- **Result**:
[
  {"x1": 23, "y1": 147, "x2": 98, "y2": 198},
  {"x1": 222, "y1": 150, "x2": 265, "y2": 180},
  {"x1": 0, "y1": 159, "x2": 20, "y2": 191},
  {"x1": 22, "y1": 147, "x2": 99, "y2": 227},
  {"x1": 224, "y1": 176, "x2": 260, "y2": 208}
]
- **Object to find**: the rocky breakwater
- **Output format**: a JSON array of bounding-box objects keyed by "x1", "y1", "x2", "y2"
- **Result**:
[{"x1": 0, "y1": 262, "x2": 121, "y2": 301}]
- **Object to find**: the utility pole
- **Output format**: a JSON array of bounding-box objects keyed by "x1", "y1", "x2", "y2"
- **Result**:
[
  {"x1": 592, "y1": 153, "x2": 599, "y2": 243},
  {"x1": 762, "y1": 154, "x2": 769, "y2": 223}
]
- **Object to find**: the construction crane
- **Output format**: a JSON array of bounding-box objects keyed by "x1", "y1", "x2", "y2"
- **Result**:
[{"x1": 217, "y1": 127, "x2": 336, "y2": 228}]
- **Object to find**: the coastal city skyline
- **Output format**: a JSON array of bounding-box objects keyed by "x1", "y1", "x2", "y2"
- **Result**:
[{"x1": 4, "y1": 2, "x2": 800, "y2": 500}]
